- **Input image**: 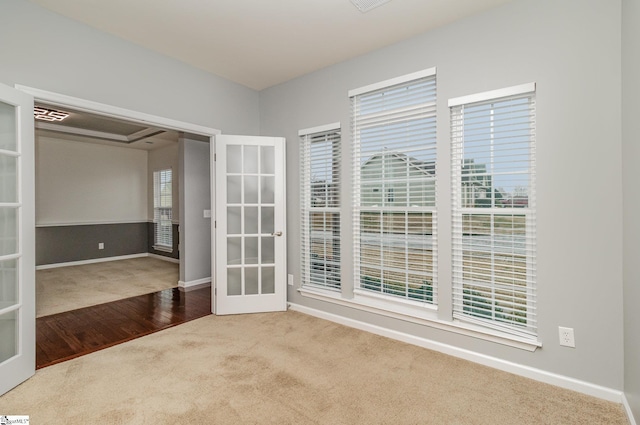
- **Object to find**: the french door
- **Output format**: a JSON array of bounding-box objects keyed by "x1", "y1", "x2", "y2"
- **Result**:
[
  {"x1": 0, "y1": 83, "x2": 35, "y2": 395},
  {"x1": 214, "y1": 135, "x2": 286, "y2": 315}
]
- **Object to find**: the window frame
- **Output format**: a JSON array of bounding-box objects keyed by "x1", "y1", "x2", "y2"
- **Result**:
[
  {"x1": 449, "y1": 82, "x2": 537, "y2": 340},
  {"x1": 350, "y1": 68, "x2": 438, "y2": 310},
  {"x1": 153, "y1": 168, "x2": 173, "y2": 252},
  {"x1": 297, "y1": 75, "x2": 541, "y2": 351},
  {"x1": 299, "y1": 122, "x2": 342, "y2": 292}
]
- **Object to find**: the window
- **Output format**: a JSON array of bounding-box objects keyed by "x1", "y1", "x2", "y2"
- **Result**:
[
  {"x1": 350, "y1": 68, "x2": 437, "y2": 305},
  {"x1": 450, "y1": 83, "x2": 536, "y2": 339},
  {"x1": 153, "y1": 168, "x2": 173, "y2": 251},
  {"x1": 300, "y1": 124, "x2": 341, "y2": 291}
]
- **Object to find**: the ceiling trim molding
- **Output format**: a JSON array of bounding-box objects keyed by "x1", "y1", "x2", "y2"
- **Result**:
[
  {"x1": 15, "y1": 85, "x2": 221, "y2": 138},
  {"x1": 34, "y1": 121, "x2": 130, "y2": 142}
]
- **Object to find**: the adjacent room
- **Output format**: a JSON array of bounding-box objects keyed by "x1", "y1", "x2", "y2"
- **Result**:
[
  {"x1": 0, "y1": 0, "x2": 638, "y2": 423},
  {"x1": 34, "y1": 105, "x2": 181, "y2": 316}
]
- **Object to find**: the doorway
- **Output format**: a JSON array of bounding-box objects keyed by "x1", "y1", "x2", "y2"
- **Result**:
[
  {"x1": 33, "y1": 103, "x2": 183, "y2": 316},
  {"x1": 18, "y1": 85, "x2": 220, "y2": 298}
]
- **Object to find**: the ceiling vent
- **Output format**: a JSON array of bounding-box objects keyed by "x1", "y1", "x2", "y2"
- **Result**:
[
  {"x1": 350, "y1": 0, "x2": 391, "y2": 13},
  {"x1": 34, "y1": 106, "x2": 69, "y2": 122}
]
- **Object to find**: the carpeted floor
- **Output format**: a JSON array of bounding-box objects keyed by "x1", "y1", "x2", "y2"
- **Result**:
[
  {"x1": 36, "y1": 257, "x2": 179, "y2": 317},
  {"x1": 0, "y1": 310, "x2": 627, "y2": 424}
]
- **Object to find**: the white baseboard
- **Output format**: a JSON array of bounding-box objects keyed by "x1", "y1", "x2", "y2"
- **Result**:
[
  {"x1": 178, "y1": 277, "x2": 211, "y2": 289},
  {"x1": 148, "y1": 253, "x2": 180, "y2": 264},
  {"x1": 624, "y1": 393, "x2": 638, "y2": 425},
  {"x1": 288, "y1": 302, "x2": 625, "y2": 405},
  {"x1": 36, "y1": 253, "x2": 148, "y2": 270},
  {"x1": 36, "y1": 252, "x2": 180, "y2": 270}
]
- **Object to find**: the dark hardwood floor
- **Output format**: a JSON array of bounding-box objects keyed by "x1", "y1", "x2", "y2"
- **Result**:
[{"x1": 36, "y1": 286, "x2": 212, "y2": 369}]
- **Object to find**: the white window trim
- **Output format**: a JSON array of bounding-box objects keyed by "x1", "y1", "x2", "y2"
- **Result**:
[
  {"x1": 299, "y1": 122, "x2": 342, "y2": 292},
  {"x1": 299, "y1": 122, "x2": 341, "y2": 137},
  {"x1": 298, "y1": 287, "x2": 541, "y2": 351},
  {"x1": 450, "y1": 83, "x2": 537, "y2": 341},
  {"x1": 349, "y1": 67, "x2": 437, "y2": 98},
  {"x1": 153, "y1": 168, "x2": 173, "y2": 252},
  {"x1": 448, "y1": 82, "x2": 535, "y2": 107},
  {"x1": 351, "y1": 68, "x2": 438, "y2": 307},
  {"x1": 152, "y1": 244, "x2": 173, "y2": 253}
]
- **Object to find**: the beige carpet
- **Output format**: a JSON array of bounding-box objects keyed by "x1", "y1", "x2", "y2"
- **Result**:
[
  {"x1": 36, "y1": 257, "x2": 179, "y2": 317},
  {"x1": 0, "y1": 311, "x2": 627, "y2": 424}
]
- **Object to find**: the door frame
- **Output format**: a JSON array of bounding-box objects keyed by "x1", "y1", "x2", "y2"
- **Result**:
[
  {"x1": 0, "y1": 82, "x2": 36, "y2": 396},
  {"x1": 15, "y1": 85, "x2": 221, "y2": 310}
]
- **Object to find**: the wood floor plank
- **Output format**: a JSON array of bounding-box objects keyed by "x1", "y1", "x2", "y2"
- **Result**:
[{"x1": 36, "y1": 287, "x2": 212, "y2": 369}]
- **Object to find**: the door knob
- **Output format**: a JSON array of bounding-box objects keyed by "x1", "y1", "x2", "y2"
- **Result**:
[{"x1": 272, "y1": 231, "x2": 283, "y2": 237}]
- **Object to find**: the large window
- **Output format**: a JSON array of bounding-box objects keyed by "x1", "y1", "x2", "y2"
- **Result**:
[
  {"x1": 300, "y1": 124, "x2": 341, "y2": 291},
  {"x1": 153, "y1": 168, "x2": 173, "y2": 251},
  {"x1": 350, "y1": 69, "x2": 437, "y2": 305},
  {"x1": 450, "y1": 83, "x2": 536, "y2": 338}
]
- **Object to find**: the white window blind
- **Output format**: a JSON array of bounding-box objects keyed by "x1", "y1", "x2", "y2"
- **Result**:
[
  {"x1": 351, "y1": 69, "x2": 437, "y2": 305},
  {"x1": 300, "y1": 125, "x2": 341, "y2": 291},
  {"x1": 450, "y1": 84, "x2": 536, "y2": 339},
  {"x1": 153, "y1": 168, "x2": 173, "y2": 250}
]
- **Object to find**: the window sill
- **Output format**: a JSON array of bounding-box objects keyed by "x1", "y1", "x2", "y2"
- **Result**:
[
  {"x1": 298, "y1": 286, "x2": 541, "y2": 352},
  {"x1": 152, "y1": 245, "x2": 173, "y2": 253}
]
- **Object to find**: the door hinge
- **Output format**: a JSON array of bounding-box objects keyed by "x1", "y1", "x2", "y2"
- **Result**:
[
  {"x1": 214, "y1": 153, "x2": 216, "y2": 162},
  {"x1": 214, "y1": 287, "x2": 217, "y2": 296},
  {"x1": 214, "y1": 220, "x2": 217, "y2": 228}
]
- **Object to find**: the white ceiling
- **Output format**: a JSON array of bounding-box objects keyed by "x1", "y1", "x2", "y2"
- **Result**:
[{"x1": 29, "y1": 0, "x2": 512, "y2": 91}]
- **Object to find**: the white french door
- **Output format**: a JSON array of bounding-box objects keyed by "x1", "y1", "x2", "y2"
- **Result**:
[
  {"x1": 214, "y1": 135, "x2": 286, "y2": 315},
  {"x1": 0, "y1": 83, "x2": 35, "y2": 395}
]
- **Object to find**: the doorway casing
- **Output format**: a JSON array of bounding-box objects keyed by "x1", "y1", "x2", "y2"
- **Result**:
[{"x1": 16, "y1": 84, "x2": 221, "y2": 302}]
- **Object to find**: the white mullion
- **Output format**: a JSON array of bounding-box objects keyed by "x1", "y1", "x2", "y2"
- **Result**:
[
  {"x1": 0, "y1": 149, "x2": 19, "y2": 158},
  {"x1": 239, "y1": 145, "x2": 245, "y2": 295}
]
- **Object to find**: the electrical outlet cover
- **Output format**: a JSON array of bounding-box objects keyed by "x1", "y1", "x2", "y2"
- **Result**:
[{"x1": 558, "y1": 326, "x2": 575, "y2": 348}]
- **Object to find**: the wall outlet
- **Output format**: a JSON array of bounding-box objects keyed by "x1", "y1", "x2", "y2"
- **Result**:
[
  {"x1": 288, "y1": 274, "x2": 294, "y2": 286},
  {"x1": 98, "y1": 242, "x2": 104, "y2": 250},
  {"x1": 558, "y1": 326, "x2": 575, "y2": 348}
]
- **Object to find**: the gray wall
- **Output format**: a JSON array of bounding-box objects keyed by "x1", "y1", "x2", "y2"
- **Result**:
[
  {"x1": 179, "y1": 135, "x2": 212, "y2": 285},
  {"x1": 623, "y1": 0, "x2": 640, "y2": 420},
  {"x1": 0, "y1": 0, "x2": 259, "y2": 136},
  {"x1": 260, "y1": 0, "x2": 624, "y2": 390},
  {"x1": 37, "y1": 223, "x2": 147, "y2": 265}
]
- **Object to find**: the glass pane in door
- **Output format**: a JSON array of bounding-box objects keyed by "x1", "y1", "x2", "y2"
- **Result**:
[
  {"x1": 0, "y1": 155, "x2": 17, "y2": 203},
  {"x1": 0, "y1": 101, "x2": 16, "y2": 151},
  {"x1": 0, "y1": 259, "x2": 18, "y2": 310},
  {"x1": 0, "y1": 207, "x2": 18, "y2": 260},
  {"x1": 0, "y1": 310, "x2": 17, "y2": 363},
  {"x1": 224, "y1": 142, "x2": 278, "y2": 298}
]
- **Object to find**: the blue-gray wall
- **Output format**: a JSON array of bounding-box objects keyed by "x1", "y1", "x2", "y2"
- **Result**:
[
  {"x1": 0, "y1": 0, "x2": 259, "y2": 136},
  {"x1": 623, "y1": 0, "x2": 640, "y2": 420},
  {"x1": 260, "y1": 0, "x2": 624, "y2": 392},
  {"x1": 179, "y1": 136, "x2": 212, "y2": 285}
]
